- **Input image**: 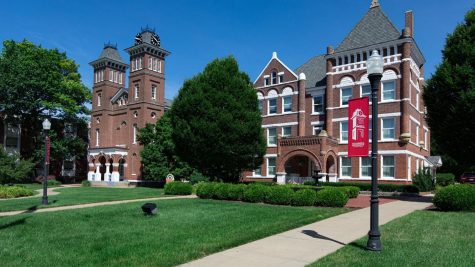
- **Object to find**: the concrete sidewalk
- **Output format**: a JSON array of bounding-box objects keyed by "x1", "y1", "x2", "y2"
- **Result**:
[
  {"x1": 0, "y1": 195, "x2": 197, "y2": 217},
  {"x1": 181, "y1": 199, "x2": 432, "y2": 267}
]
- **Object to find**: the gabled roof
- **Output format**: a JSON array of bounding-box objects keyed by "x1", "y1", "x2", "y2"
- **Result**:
[
  {"x1": 295, "y1": 54, "x2": 326, "y2": 88},
  {"x1": 335, "y1": 6, "x2": 401, "y2": 52},
  {"x1": 253, "y1": 52, "x2": 298, "y2": 85},
  {"x1": 110, "y1": 87, "x2": 128, "y2": 103}
]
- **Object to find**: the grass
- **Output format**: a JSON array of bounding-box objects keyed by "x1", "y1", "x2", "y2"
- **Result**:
[
  {"x1": 0, "y1": 187, "x2": 164, "y2": 212},
  {"x1": 14, "y1": 183, "x2": 61, "y2": 190},
  {"x1": 0, "y1": 199, "x2": 349, "y2": 267},
  {"x1": 310, "y1": 210, "x2": 475, "y2": 266}
]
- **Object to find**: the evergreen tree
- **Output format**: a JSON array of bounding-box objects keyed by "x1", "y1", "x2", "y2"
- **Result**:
[
  {"x1": 424, "y1": 8, "x2": 475, "y2": 173},
  {"x1": 170, "y1": 56, "x2": 266, "y2": 182}
]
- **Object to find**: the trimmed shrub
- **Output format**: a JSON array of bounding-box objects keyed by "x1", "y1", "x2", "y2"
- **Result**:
[
  {"x1": 164, "y1": 181, "x2": 193, "y2": 195},
  {"x1": 0, "y1": 185, "x2": 35, "y2": 199},
  {"x1": 413, "y1": 170, "x2": 435, "y2": 192},
  {"x1": 81, "y1": 180, "x2": 91, "y2": 187},
  {"x1": 213, "y1": 183, "x2": 233, "y2": 200},
  {"x1": 243, "y1": 184, "x2": 269, "y2": 203},
  {"x1": 196, "y1": 182, "x2": 217, "y2": 199},
  {"x1": 303, "y1": 181, "x2": 317, "y2": 186},
  {"x1": 189, "y1": 171, "x2": 210, "y2": 185},
  {"x1": 433, "y1": 184, "x2": 475, "y2": 211},
  {"x1": 320, "y1": 182, "x2": 419, "y2": 194},
  {"x1": 339, "y1": 186, "x2": 360, "y2": 198},
  {"x1": 291, "y1": 189, "x2": 317, "y2": 206},
  {"x1": 227, "y1": 184, "x2": 247, "y2": 201},
  {"x1": 436, "y1": 173, "x2": 455, "y2": 186},
  {"x1": 315, "y1": 188, "x2": 349, "y2": 207},
  {"x1": 266, "y1": 186, "x2": 294, "y2": 205},
  {"x1": 47, "y1": 180, "x2": 61, "y2": 187}
]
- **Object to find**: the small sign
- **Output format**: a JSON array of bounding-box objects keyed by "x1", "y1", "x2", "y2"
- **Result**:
[
  {"x1": 348, "y1": 97, "x2": 369, "y2": 157},
  {"x1": 45, "y1": 136, "x2": 50, "y2": 165},
  {"x1": 166, "y1": 174, "x2": 175, "y2": 183}
]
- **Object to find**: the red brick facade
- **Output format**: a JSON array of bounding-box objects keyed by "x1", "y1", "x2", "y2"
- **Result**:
[{"x1": 243, "y1": 6, "x2": 431, "y2": 184}]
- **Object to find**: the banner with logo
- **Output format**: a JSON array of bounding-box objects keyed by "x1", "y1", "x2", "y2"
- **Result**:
[{"x1": 348, "y1": 97, "x2": 369, "y2": 157}]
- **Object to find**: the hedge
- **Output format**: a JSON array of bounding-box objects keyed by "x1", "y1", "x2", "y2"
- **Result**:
[
  {"x1": 436, "y1": 173, "x2": 455, "y2": 186},
  {"x1": 242, "y1": 184, "x2": 269, "y2": 203},
  {"x1": 196, "y1": 182, "x2": 217, "y2": 198},
  {"x1": 266, "y1": 186, "x2": 294, "y2": 205},
  {"x1": 213, "y1": 183, "x2": 233, "y2": 200},
  {"x1": 319, "y1": 182, "x2": 419, "y2": 194},
  {"x1": 291, "y1": 189, "x2": 317, "y2": 206},
  {"x1": 0, "y1": 185, "x2": 35, "y2": 199},
  {"x1": 433, "y1": 184, "x2": 475, "y2": 211},
  {"x1": 81, "y1": 180, "x2": 91, "y2": 187},
  {"x1": 315, "y1": 187, "x2": 349, "y2": 207},
  {"x1": 164, "y1": 181, "x2": 193, "y2": 195}
]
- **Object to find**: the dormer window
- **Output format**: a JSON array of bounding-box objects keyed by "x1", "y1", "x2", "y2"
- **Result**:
[
  {"x1": 271, "y1": 71, "x2": 277, "y2": 84},
  {"x1": 278, "y1": 72, "x2": 284, "y2": 83},
  {"x1": 264, "y1": 75, "x2": 270, "y2": 86}
]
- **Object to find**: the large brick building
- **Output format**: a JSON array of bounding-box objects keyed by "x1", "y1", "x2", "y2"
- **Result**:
[
  {"x1": 244, "y1": 2, "x2": 436, "y2": 184},
  {"x1": 87, "y1": 28, "x2": 171, "y2": 182}
]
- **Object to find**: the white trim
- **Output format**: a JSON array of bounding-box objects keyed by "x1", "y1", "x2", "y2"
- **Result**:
[
  {"x1": 267, "y1": 97, "x2": 277, "y2": 115},
  {"x1": 253, "y1": 53, "x2": 298, "y2": 84},
  {"x1": 410, "y1": 115, "x2": 420, "y2": 125},
  {"x1": 312, "y1": 95, "x2": 325, "y2": 114},
  {"x1": 282, "y1": 95, "x2": 293, "y2": 113},
  {"x1": 262, "y1": 111, "x2": 298, "y2": 118},
  {"x1": 281, "y1": 125, "x2": 292, "y2": 137},
  {"x1": 340, "y1": 86, "x2": 352, "y2": 107},
  {"x1": 340, "y1": 121, "x2": 348, "y2": 143},
  {"x1": 311, "y1": 121, "x2": 324, "y2": 126},
  {"x1": 360, "y1": 156, "x2": 372, "y2": 179},
  {"x1": 267, "y1": 127, "x2": 277, "y2": 146},
  {"x1": 262, "y1": 121, "x2": 298, "y2": 128},
  {"x1": 381, "y1": 155, "x2": 396, "y2": 179},
  {"x1": 254, "y1": 79, "x2": 298, "y2": 90},
  {"x1": 337, "y1": 150, "x2": 428, "y2": 161},
  {"x1": 381, "y1": 117, "x2": 396, "y2": 141},
  {"x1": 264, "y1": 154, "x2": 278, "y2": 158},
  {"x1": 339, "y1": 156, "x2": 352, "y2": 178},
  {"x1": 266, "y1": 157, "x2": 277, "y2": 176}
]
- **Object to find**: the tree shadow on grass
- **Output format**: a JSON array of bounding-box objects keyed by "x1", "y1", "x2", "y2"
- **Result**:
[
  {"x1": 301, "y1": 230, "x2": 346, "y2": 246},
  {"x1": 0, "y1": 217, "x2": 28, "y2": 230}
]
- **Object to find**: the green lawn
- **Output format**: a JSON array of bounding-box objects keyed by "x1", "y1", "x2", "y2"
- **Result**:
[
  {"x1": 0, "y1": 187, "x2": 164, "y2": 212},
  {"x1": 16, "y1": 183, "x2": 62, "y2": 191},
  {"x1": 0, "y1": 199, "x2": 349, "y2": 267},
  {"x1": 311, "y1": 210, "x2": 475, "y2": 266}
]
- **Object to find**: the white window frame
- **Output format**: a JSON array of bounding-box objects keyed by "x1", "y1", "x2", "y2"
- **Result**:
[
  {"x1": 134, "y1": 84, "x2": 139, "y2": 99},
  {"x1": 360, "y1": 84, "x2": 371, "y2": 101},
  {"x1": 119, "y1": 73, "x2": 122, "y2": 84},
  {"x1": 109, "y1": 70, "x2": 114, "y2": 82},
  {"x1": 271, "y1": 71, "x2": 277, "y2": 85},
  {"x1": 312, "y1": 95, "x2": 324, "y2": 114},
  {"x1": 340, "y1": 121, "x2": 348, "y2": 143},
  {"x1": 95, "y1": 129, "x2": 99, "y2": 147},
  {"x1": 253, "y1": 164, "x2": 262, "y2": 177},
  {"x1": 424, "y1": 129, "x2": 428, "y2": 150},
  {"x1": 264, "y1": 75, "x2": 270, "y2": 86},
  {"x1": 282, "y1": 126, "x2": 292, "y2": 137},
  {"x1": 282, "y1": 96, "x2": 292, "y2": 113},
  {"x1": 114, "y1": 71, "x2": 118, "y2": 83},
  {"x1": 267, "y1": 157, "x2": 276, "y2": 176},
  {"x1": 381, "y1": 155, "x2": 395, "y2": 179},
  {"x1": 340, "y1": 157, "x2": 352, "y2": 178},
  {"x1": 340, "y1": 87, "x2": 352, "y2": 107},
  {"x1": 382, "y1": 80, "x2": 396, "y2": 102},
  {"x1": 416, "y1": 125, "x2": 420, "y2": 147},
  {"x1": 381, "y1": 117, "x2": 396, "y2": 140},
  {"x1": 267, "y1": 128, "x2": 277, "y2": 146},
  {"x1": 268, "y1": 98, "x2": 277, "y2": 115},
  {"x1": 97, "y1": 93, "x2": 102, "y2": 107},
  {"x1": 152, "y1": 85, "x2": 157, "y2": 100},
  {"x1": 360, "y1": 157, "x2": 372, "y2": 178},
  {"x1": 416, "y1": 90, "x2": 420, "y2": 111},
  {"x1": 133, "y1": 124, "x2": 138, "y2": 144},
  {"x1": 278, "y1": 74, "x2": 284, "y2": 84}
]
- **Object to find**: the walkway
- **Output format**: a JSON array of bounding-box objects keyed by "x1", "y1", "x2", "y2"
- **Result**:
[
  {"x1": 0, "y1": 195, "x2": 197, "y2": 217},
  {"x1": 181, "y1": 198, "x2": 433, "y2": 267}
]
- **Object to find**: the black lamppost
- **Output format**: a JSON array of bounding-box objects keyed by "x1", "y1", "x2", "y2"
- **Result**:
[
  {"x1": 42, "y1": 118, "x2": 51, "y2": 205},
  {"x1": 366, "y1": 50, "x2": 384, "y2": 251}
]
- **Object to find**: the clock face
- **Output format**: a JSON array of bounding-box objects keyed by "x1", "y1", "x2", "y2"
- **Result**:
[
  {"x1": 151, "y1": 33, "x2": 160, "y2": 47},
  {"x1": 135, "y1": 33, "x2": 142, "y2": 45}
]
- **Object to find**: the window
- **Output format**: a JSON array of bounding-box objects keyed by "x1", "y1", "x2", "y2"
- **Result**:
[
  {"x1": 361, "y1": 84, "x2": 371, "y2": 101},
  {"x1": 283, "y1": 96, "x2": 292, "y2": 113},
  {"x1": 114, "y1": 71, "x2": 118, "y2": 83},
  {"x1": 267, "y1": 157, "x2": 276, "y2": 176},
  {"x1": 271, "y1": 71, "x2": 277, "y2": 84},
  {"x1": 94, "y1": 72, "x2": 98, "y2": 83},
  {"x1": 382, "y1": 80, "x2": 396, "y2": 101},
  {"x1": 133, "y1": 124, "x2": 138, "y2": 144},
  {"x1": 382, "y1": 118, "x2": 395, "y2": 140},
  {"x1": 268, "y1": 128, "x2": 277, "y2": 146},
  {"x1": 149, "y1": 57, "x2": 153, "y2": 70},
  {"x1": 282, "y1": 126, "x2": 291, "y2": 137},
  {"x1": 268, "y1": 98, "x2": 277, "y2": 114},
  {"x1": 254, "y1": 165, "x2": 262, "y2": 176},
  {"x1": 119, "y1": 73, "x2": 122, "y2": 84},
  {"x1": 258, "y1": 100, "x2": 263, "y2": 114},
  {"x1": 341, "y1": 87, "x2": 352, "y2": 106},
  {"x1": 361, "y1": 157, "x2": 372, "y2": 177},
  {"x1": 313, "y1": 126, "x2": 322, "y2": 135},
  {"x1": 313, "y1": 96, "x2": 324, "y2": 113},
  {"x1": 109, "y1": 70, "x2": 114, "y2": 82},
  {"x1": 416, "y1": 90, "x2": 420, "y2": 110},
  {"x1": 264, "y1": 76, "x2": 270, "y2": 86},
  {"x1": 95, "y1": 129, "x2": 99, "y2": 146},
  {"x1": 341, "y1": 157, "x2": 351, "y2": 177},
  {"x1": 151, "y1": 85, "x2": 157, "y2": 100},
  {"x1": 382, "y1": 156, "x2": 395, "y2": 178},
  {"x1": 97, "y1": 93, "x2": 102, "y2": 107},
  {"x1": 424, "y1": 129, "x2": 428, "y2": 149},
  {"x1": 416, "y1": 125, "x2": 420, "y2": 146},
  {"x1": 134, "y1": 84, "x2": 139, "y2": 99},
  {"x1": 279, "y1": 74, "x2": 284, "y2": 83},
  {"x1": 139, "y1": 57, "x2": 142, "y2": 69},
  {"x1": 340, "y1": 122, "x2": 348, "y2": 142}
]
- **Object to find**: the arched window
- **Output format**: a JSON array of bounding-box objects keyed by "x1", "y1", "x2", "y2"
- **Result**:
[{"x1": 267, "y1": 90, "x2": 278, "y2": 114}]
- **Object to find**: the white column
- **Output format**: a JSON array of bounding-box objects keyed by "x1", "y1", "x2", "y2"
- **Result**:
[
  {"x1": 95, "y1": 164, "x2": 101, "y2": 181},
  {"x1": 111, "y1": 163, "x2": 120, "y2": 182},
  {"x1": 276, "y1": 172, "x2": 286, "y2": 185},
  {"x1": 105, "y1": 163, "x2": 112, "y2": 181},
  {"x1": 87, "y1": 163, "x2": 95, "y2": 181}
]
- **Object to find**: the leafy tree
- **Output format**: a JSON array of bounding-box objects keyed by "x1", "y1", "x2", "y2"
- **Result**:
[
  {"x1": 424, "y1": 8, "x2": 475, "y2": 174},
  {"x1": 170, "y1": 56, "x2": 266, "y2": 182},
  {"x1": 139, "y1": 113, "x2": 195, "y2": 181},
  {"x1": 0, "y1": 147, "x2": 35, "y2": 184},
  {"x1": 0, "y1": 40, "x2": 91, "y2": 161}
]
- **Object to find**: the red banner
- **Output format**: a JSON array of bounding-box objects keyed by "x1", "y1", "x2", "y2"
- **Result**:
[{"x1": 348, "y1": 97, "x2": 369, "y2": 157}]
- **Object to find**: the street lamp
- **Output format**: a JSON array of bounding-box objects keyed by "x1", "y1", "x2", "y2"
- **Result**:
[
  {"x1": 366, "y1": 50, "x2": 383, "y2": 251},
  {"x1": 42, "y1": 118, "x2": 51, "y2": 205}
]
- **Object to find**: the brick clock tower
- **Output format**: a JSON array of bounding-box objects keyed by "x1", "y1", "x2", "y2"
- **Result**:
[{"x1": 88, "y1": 27, "x2": 171, "y2": 183}]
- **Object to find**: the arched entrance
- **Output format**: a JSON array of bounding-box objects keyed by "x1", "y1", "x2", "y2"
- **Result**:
[
  {"x1": 99, "y1": 156, "x2": 106, "y2": 181},
  {"x1": 325, "y1": 153, "x2": 338, "y2": 182},
  {"x1": 118, "y1": 158, "x2": 125, "y2": 181},
  {"x1": 278, "y1": 150, "x2": 322, "y2": 184}
]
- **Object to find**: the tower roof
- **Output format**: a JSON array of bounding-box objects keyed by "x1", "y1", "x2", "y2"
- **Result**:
[
  {"x1": 89, "y1": 43, "x2": 128, "y2": 68},
  {"x1": 335, "y1": 5, "x2": 401, "y2": 52}
]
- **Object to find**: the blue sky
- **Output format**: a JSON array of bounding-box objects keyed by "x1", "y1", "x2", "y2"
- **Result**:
[{"x1": 0, "y1": 0, "x2": 473, "y2": 100}]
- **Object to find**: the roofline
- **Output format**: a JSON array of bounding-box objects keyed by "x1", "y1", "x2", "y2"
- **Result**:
[
  {"x1": 253, "y1": 52, "x2": 298, "y2": 84},
  {"x1": 124, "y1": 43, "x2": 171, "y2": 56},
  {"x1": 89, "y1": 58, "x2": 129, "y2": 68}
]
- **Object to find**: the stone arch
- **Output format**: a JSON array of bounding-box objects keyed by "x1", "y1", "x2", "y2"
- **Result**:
[
  {"x1": 277, "y1": 149, "x2": 322, "y2": 174},
  {"x1": 281, "y1": 86, "x2": 294, "y2": 96},
  {"x1": 267, "y1": 89, "x2": 278, "y2": 98},
  {"x1": 357, "y1": 73, "x2": 369, "y2": 84},
  {"x1": 381, "y1": 69, "x2": 398, "y2": 81},
  {"x1": 256, "y1": 91, "x2": 264, "y2": 99},
  {"x1": 338, "y1": 75, "x2": 355, "y2": 86}
]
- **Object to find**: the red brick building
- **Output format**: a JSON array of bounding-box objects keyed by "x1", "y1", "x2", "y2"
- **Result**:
[
  {"x1": 244, "y1": 2, "x2": 435, "y2": 184},
  {"x1": 87, "y1": 28, "x2": 171, "y2": 182}
]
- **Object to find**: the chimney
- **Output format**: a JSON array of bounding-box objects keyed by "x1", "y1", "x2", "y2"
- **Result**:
[{"x1": 405, "y1": 10, "x2": 414, "y2": 37}]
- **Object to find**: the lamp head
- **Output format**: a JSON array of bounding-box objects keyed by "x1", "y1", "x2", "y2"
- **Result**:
[
  {"x1": 367, "y1": 50, "x2": 384, "y2": 75},
  {"x1": 42, "y1": 118, "x2": 51, "y2": 130}
]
